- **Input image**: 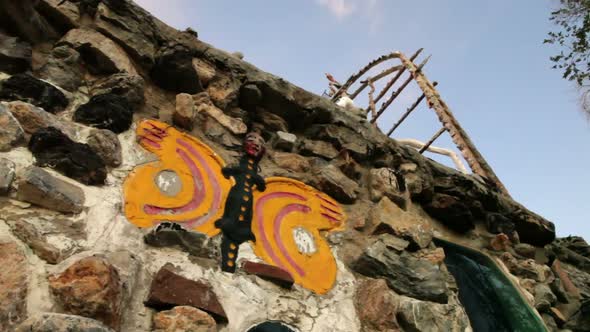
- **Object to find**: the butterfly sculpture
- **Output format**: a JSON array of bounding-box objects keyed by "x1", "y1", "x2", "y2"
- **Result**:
[{"x1": 123, "y1": 120, "x2": 346, "y2": 294}]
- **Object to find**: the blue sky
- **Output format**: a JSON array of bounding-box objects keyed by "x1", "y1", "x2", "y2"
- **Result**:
[{"x1": 136, "y1": 0, "x2": 589, "y2": 241}]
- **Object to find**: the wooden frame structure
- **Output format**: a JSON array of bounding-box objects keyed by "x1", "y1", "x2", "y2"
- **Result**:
[{"x1": 329, "y1": 50, "x2": 511, "y2": 197}]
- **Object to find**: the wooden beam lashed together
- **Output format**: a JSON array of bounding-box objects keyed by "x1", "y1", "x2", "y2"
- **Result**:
[
  {"x1": 398, "y1": 53, "x2": 511, "y2": 197},
  {"x1": 370, "y1": 55, "x2": 431, "y2": 123},
  {"x1": 374, "y1": 48, "x2": 423, "y2": 105},
  {"x1": 387, "y1": 81, "x2": 438, "y2": 136}
]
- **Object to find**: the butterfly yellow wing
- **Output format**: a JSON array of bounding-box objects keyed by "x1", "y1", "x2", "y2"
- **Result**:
[
  {"x1": 252, "y1": 177, "x2": 346, "y2": 294},
  {"x1": 123, "y1": 119, "x2": 232, "y2": 236}
]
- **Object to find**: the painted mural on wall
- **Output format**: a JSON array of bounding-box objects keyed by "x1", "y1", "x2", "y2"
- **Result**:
[{"x1": 124, "y1": 120, "x2": 346, "y2": 294}]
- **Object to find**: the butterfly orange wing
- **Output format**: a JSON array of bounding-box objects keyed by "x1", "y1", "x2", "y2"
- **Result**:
[
  {"x1": 123, "y1": 119, "x2": 232, "y2": 236},
  {"x1": 252, "y1": 177, "x2": 346, "y2": 294}
]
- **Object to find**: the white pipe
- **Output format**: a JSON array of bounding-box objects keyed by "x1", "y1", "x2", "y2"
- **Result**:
[{"x1": 397, "y1": 138, "x2": 469, "y2": 174}]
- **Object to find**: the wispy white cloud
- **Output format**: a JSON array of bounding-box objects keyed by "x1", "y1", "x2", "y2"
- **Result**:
[
  {"x1": 316, "y1": 0, "x2": 384, "y2": 33},
  {"x1": 316, "y1": 0, "x2": 357, "y2": 20}
]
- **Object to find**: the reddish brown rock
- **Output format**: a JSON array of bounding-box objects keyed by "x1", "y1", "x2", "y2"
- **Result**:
[
  {"x1": 241, "y1": 261, "x2": 294, "y2": 289},
  {"x1": 0, "y1": 238, "x2": 28, "y2": 330},
  {"x1": 355, "y1": 279, "x2": 400, "y2": 332},
  {"x1": 48, "y1": 256, "x2": 122, "y2": 329},
  {"x1": 153, "y1": 306, "x2": 216, "y2": 332},
  {"x1": 551, "y1": 259, "x2": 581, "y2": 299},
  {"x1": 145, "y1": 266, "x2": 227, "y2": 323},
  {"x1": 415, "y1": 247, "x2": 446, "y2": 265},
  {"x1": 490, "y1": 233, "x2": 511, "y2": 251}
]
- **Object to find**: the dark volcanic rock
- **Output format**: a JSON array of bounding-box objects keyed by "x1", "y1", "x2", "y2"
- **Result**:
[
  {"x1": 144, "y1": 223, "x2": 209, "y2": 257},
  {"x1": 423, "y1": 193, "x2": 475, "y2": 233},
  {"x1": 146, "y1": 265, "x2": 227, "y2": 323},
  {"x1": 151, "y1": 43, "x2": 202, "y2": 94},
  {"x1": 352, "y1": 237, "x2": 449, "y2": 303},
  {"x1": 15, "y1": 313, "x2": 115, "y2": 332},
  {"x1": 0, "y1": 74, "x2": 68, "y2": 113},
  {"x1": 0, "y1": 103, "x2": 26, "y2": 151},
  {"x1": 29, "y1": 127, "x2": 107, "y2": 185},
  {"x1": 17, "y1": 166, "x2": 85, "y2": 213},
  {"x1": 35, "y1": 0, "x2": 81, "y2": 33},
  {"x1": 0, "y1": 33, "x2": 31, "y2": 74},
  {"x1": 90, "y1": 73, "x2": 145, "y2": 111},
  {"x1": 241, "y1": 261, "x2": 294, "y2": 289},
  {"x1": 74, "y1": 94, "x2": 133, "y2": 134}
]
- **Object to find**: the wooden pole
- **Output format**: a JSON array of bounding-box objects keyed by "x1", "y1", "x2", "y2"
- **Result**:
[
  {"x1": 386, "y1": 81, "x2": 438, "y2": 136},
  {"x1": 419, "y1": 127, "x2": 446, "y2": 154}
]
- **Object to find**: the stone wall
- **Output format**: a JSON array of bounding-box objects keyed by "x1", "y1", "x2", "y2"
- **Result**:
[{"x1": 0, "y1": 1, "x2": 588, "y2": 331}]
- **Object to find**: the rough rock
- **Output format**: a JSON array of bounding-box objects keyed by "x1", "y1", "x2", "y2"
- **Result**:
[
  {"x1": 0, "y1": 32, "x2": 31, "y2": 74},
  {"x1": 74, "y1": 94, "x2": 133, "y2": 134},
  {"x1": 194, "y1": 92, "x2": 247, "y2": 134},
  {"x1": 490, "y1": 233, "x2": 511, "y2": 251},
  {"x1": 0, "y1": 74, "x2": 68, "y2": 113},
  {"x1": 0, "y1": 238, "x2": 28, "y2": 330},
  {"x1": 151, "y1": 43, "x2": 202, "y2": 93},
  {"x1": 15, "y1": 313, "x2": 114, "y2": 332},
  {"x1": 0, "y1": 158, "x2": 16, "y2": 194},
  {"x1": 3, "y1": 207, "x2": 83, "y2": 265},
  {"x1": 549, "y1": 307, "x2": 567, "y2": 326},
  {"x1": 48, "y1": 256, "x2": 123, "y2": 329},
  {"x1": 501, "y1": 253, "x2": 553, "y2": 283},
  {"x1": 145, "y1": 265, "x2": 227, "y2": 322},
  {"x1": 239, "y1": 83, "x2": 262, "y2": 110},
  {"x1": 0, "y1": 0, "x2": 59, "y2": 43},
  {"x1": 38, "y1": 45, "x2": 83, "y2": 92},
  {"x1": 551, "y1": 260, "x2": 582, "y2": 299},
  {"x1": 6, "y1": 101, "x2": 75, "y2": 138},
  {"x1": 59, "y1": 28, "x2": 137, "y2": 75},
  {"x1": 370, "y1": 197, "x2": 433, "y2": 250},
  {"x1": 312, "y1": 164, "x2": 358, "y2": 204},
  {"x1": 0, "y1": 103, "x2": 25, "y2": 151},
  {"x1": 415, "y1": 247, "x2": 446, "y2": 265},
  {"x1": 352, "y1": 237, "x2": 449, "y2": 303},
  {"x1": 555, "y1": 236, "x2": 590, "y2": 258},
  {"x1": 486, "y1": 212, "x2": 516, "y2": 235},
  {"x1": 93, "y1": 1, "x2": 159, "y2": 68},
  {"x1": 36, "y1": 0, "x2": 80, "y2": 32},
  {"x1": 515, "y1": 243, "x2": 537, "y2": 259},
  {"x1": 564, "y1": 299, "x2": 590, "y2": 332},
  {"x1": 396, "y1": 296, "x2": 471, "y2": 332},
  {"x1": 254, "y1": 108, "x2": 289, "y2": 132},
  {"x1": 241, "y1": 261, "x2": 294, "y2": 289},
  {"x1": 17, "y1": 166, "x2": 85, "y2": 213},
  {"x1": 559, "y1": 262, "x2": 590, "y2": 299},
  {"x1": 271, "y1": 131, "x2": 297, "y2": 151},
  {"x1": 299, "y1": 139, "x2": 339, "y2": 160},
  {"x1": 143, "y1": 223, "x2": 209, "y2": 257},
  {"x1": 423, "y1": 193, "x2": 475, "y2": 233},
  {"x1": 270, "y1": 151, "x2": 310, "y2": 173},
  {"x1": 206, "y1": 75, "x2": 239, "y2": 110},
  {"x1": 90, "y1": 73, "x2": 145, "y2": 111},
  {"x1": 369, "y1": 167, "x2": 407, "y2": 207},
  {"x1": 173, "y1": 93, "x2": 195, "y2": 130},
  {"x1": 87, "y1": 129, "x2": 122, "y2": 167},
  {"x1": 534, "y1": 283, "x2": 557, "y2": 312},
  {"x1": 153, "y1": 306, "x2": 216, "y2": 332},
  {"x1": 29, "y1": 127, "x2": 107, "y2": 185},
  {"x1": 355, "y1": 278, "x2": 400, "y2": 331},
  {"x1": 192, "y1": 58, "x2": 216, "y2": 86}
]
